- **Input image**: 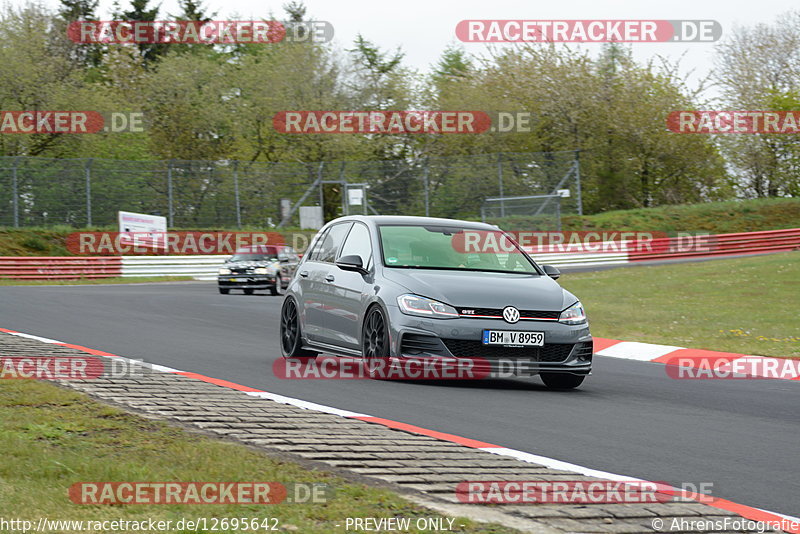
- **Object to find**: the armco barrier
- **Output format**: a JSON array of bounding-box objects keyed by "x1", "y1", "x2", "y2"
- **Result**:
[
  {"x1": 527, "y1": 250, "x2": 629, "y2": 268},
  {"x1": 628, "y1": 228, "x2": 800, "y2": 262},
  {"x1": 0, "y1": 257, "x2": 122, "y2": 279},
  {"x1": 120, "y1": 255, "x2": 228, "y2": 281}
]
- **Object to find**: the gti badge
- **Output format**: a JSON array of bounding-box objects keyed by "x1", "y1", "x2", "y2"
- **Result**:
[{"x1": 502, "y1": 306, "x2": 520, "y2": 324}]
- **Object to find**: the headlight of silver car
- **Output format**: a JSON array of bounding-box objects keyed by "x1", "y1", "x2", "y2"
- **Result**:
[
  {"x1": 218, "y1": 267, "x2": 231, "y2": 275},
  {"x1": 559, "y1": 301, "x2": 587, "y2": 325},
  {"x1": 397, "y1": 294, "x2": 459, "y2": 319},
  {"x1": 254, "y1": 267, "x2": 270, "y2": 275}
]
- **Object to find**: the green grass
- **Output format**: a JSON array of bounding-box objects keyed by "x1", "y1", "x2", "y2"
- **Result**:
[
  {"x1": 558, "y1": 251, "x2": 800, "y2": 359},
  {"x1": 0, "y1": 380, "x2": 514, "y2": 534},
  {"x1": 490, "y1": 197, "x2": 800, "y2": 234},
  {"x1": 0, "y1": 276, "x2": 194, "y2": 286}
]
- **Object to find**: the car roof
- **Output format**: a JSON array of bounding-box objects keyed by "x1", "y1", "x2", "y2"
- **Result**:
[
  {"x1": 326, "y1": 215, "x2": 497, "y2": 230},
  {"x1": 234, "y1": 245, "x2": 283, "y2": 254}
]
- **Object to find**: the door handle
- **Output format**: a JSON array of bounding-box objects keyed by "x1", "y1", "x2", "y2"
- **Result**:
[
  {"x1": 299, "y1": 271, "x2": 308, "y2": 278},
  {"x1": 325, "y1": 274, "x2": 335, "y2": 282}
]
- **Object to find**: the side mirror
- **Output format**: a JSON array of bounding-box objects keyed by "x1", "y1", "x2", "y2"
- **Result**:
[
  {"x1": 541, "y1": 264, "x2": 561, "y2": 280},
  {"x1": 335, "y1": 254, "x2": 368, "y2": 274}
]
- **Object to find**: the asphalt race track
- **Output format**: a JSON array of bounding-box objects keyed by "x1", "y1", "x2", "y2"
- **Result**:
[{"x1": 1, "y1": 282, "x2": 798, "y2": 517}]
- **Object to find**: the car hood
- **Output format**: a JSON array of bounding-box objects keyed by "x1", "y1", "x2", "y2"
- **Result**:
[{"x1": 381, "y1": 268, "x2": 574, "y2": 311}]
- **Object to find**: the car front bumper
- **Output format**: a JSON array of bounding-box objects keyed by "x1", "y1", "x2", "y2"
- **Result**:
[
  {"x1": 385, "y1": 304, "x2": 593, "y2": 377},
  {"x1": 218, "y1": 275, "x2": 276, "y2": 290}
]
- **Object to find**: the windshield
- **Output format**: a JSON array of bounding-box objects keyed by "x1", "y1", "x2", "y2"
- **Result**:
[
  {"x1": 378, "y1": 225, "x2": 539, "y2": 274},
  {"x1": 229, "y1": 254, "x2": 277, "y2": 262}
]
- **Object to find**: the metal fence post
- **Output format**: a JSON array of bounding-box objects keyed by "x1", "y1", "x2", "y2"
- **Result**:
[
  {"x1": 233, "y1": 160, "x2": 241, "y2": 228},
  {"x1": 575, "y1": 150, "x2": 583, "y2": 216},
  {"x1": 85, "y1": 158, "x2": 93, "y2": 226},
  {"x1": 423, "y1": 160, "x2": 430, "y2": 217},
  {"x1": 497, "y1": 152, "x2": 505, "y2": 217},
  {"x1": 556, "y1": 197, "x2": 562, "y2": 231},
  {"x1": 318, "y1": 162, "x2": 324, "y2": 210},
  {"x1": 339, "y1": 162, "x2": 347, "y2": 216},
  {"x1": 12, "y1": 156, "x2": 19, "y2": 227},
  {"x1": 167, "y1": 159, "x2": 174, "y2": 227}
]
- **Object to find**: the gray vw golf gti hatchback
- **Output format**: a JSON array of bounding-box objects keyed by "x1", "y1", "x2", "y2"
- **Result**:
[{"x1": 279, "y1": 216, "x2": 592, "y2": 388}]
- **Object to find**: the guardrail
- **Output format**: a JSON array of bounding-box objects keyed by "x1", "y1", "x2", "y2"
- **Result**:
[
  {"x1": 527, "y1": 251, "x2": 629, "y2": 268},
  {"x1": 0, "y1": 257, "x2": 122, "y2": 279},
  {"x1": 628, "y1": 228, "x2": 800, "y2": 262},
  {"x1": 121, "y1": 256, "x2": 228, "y2": 281},
  {"x1": 1, "y1": 228, "x2": 798, "y2": 280}
]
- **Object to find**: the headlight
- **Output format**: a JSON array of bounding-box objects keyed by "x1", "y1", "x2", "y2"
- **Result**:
[
  {"x1": 254, "y1": 267, "x2": 269, "y2": 275},
  {"x1": 218, "y1": 268, "x2": 231, "y2": 275},
  {"x1": 397, "y1": 294, "x2": 458, "y2": 319},
  {"x1": 559, "y1": 301, "x2": 587, "y2": 325}
]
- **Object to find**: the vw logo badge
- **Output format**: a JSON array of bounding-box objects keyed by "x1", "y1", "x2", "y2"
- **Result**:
[{"x1": 502, "y1": 306, "x2": 520, "y2": 324}]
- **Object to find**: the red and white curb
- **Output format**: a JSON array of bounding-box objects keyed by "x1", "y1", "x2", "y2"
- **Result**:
[
  {"x1": 1, "y1": 326, "x2": 798, "y2": 532},
  {"x1": 593, "y1": 337, "x2": 800, "y2": 381}
]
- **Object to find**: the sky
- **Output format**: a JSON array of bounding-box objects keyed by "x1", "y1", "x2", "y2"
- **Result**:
[{"x1": 25, "y1": 0, "x2": 797, "y2": 100}]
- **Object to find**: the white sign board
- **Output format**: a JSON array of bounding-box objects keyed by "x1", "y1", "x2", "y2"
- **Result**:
[
  {"x1": 557, "y1": 189, "x2": 571, "y2": 198},
  {"x1": 118, "y1": 211, "x2": 167, "y2": 251},
  {"x1": 299, "y1": 206, "x2": 324, "y2": 230},
  {"x1": 347, "y1": 188, "x2": 364, "y2": 206}
]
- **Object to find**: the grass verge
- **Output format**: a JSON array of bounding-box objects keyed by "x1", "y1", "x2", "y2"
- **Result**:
[
  {"x1": 559, "y1": 251, "x2": 800, "y2": 359},
  {"x1": 491, "y1": 197, "x2": 800, "y2": 233},
  {"x1": 0, "y1": 276, "x2": 195, "y2": 286},
  {"x1": 0, "y1": 380, "x2": 512, "y2": 534}
]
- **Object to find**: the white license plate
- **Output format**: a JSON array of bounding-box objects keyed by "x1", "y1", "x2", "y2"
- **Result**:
[{"x1": 482, "y1": 330, "x2": 544, "y2": 346}]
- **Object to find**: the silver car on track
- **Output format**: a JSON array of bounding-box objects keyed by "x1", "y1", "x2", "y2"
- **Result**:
[{"x1": 279, "y1": 216, "x2": 592, "y2": 388}]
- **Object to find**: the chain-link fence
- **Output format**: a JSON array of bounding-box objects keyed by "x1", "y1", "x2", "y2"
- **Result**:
[{"x1": 0, "y1": 151, "x2": 580, "y2": 228}]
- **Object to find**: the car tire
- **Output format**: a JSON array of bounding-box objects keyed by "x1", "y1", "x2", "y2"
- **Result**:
[
  {"x1": 540, "y1": 373, "x2": 585, "y2": 390},
  {"x1": 218, "y1": 287, "x2": 229, "y2": 294},
  {"x1": 361, "y1": 305, "x2": 390, "y2": 379},
  {"x1": 243, "y1": 288, "x2": 255, "y2": 295},
  {"x1": 280, "y1": 298, "x2": 317, "y2": 359},
  {"x1": 270, "y1": 275, "x2": 283, "y2": 296}
]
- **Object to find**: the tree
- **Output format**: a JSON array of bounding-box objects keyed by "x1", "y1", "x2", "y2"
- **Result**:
[
  {"x1": 714, "y1": 11, "x2": 800, "y2": 197},
  {"x1": 283, "y1": 0, "x2": 306, "y2": 22},
  {"x1": 116, "y1": 0, "x2": 166, "y2": 67},
  {"x1": 56, "y1": 0, "x2": 103, "y2": 68},
  {"x1": 176, "y1": 0, "x2": 212, "y2": 22}
]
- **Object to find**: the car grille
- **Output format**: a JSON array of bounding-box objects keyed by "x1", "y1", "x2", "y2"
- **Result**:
[
  {"x1": 442, "y1": 338, "x2": 575, "y2": 362},
  {"x1": 456, "y1": 307, "x2": 560, "y2": 320},
  {"x1": 231, "y1": 267, "x2": 253, "y2": 274},
  {"x1": 400, "y1": 334, "x2": 449, "y2": 357},
  {"x1": 572, "y1": 341, "x2": 594, "y2": 361}
]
